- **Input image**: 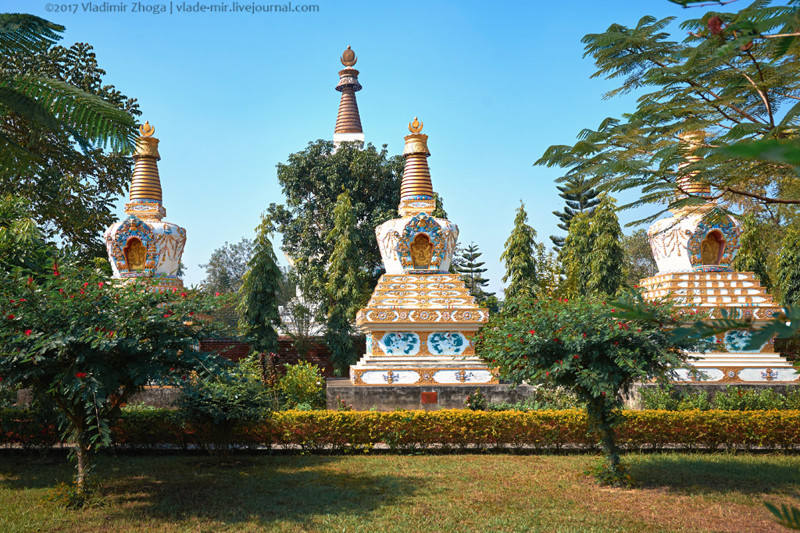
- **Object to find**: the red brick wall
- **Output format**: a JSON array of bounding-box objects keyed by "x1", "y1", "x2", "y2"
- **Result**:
[{"x1": 199, "y1": 336, "x2": 365, "y2": 377}]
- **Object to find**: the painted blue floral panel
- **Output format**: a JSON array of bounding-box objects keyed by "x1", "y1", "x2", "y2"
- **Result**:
[
  {"x1": 723, "y1": 330, "x2": 767, "y2": 354},
  {"x1": 428, "y1": 332, "x2": 468, "y2": 355},
  {"x1": 378, "y1": 332, "x2": 421, "y2": 355}
]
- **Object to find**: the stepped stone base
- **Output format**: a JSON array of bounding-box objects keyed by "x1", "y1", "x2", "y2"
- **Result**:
[
  {"x1": 673, "y1": 352, "x2": 799, "y2": 383},
  {"x1": 328, "y1": 378, "x2": 533, "y2": 411},
  {"x1": 350, "y1": 355, "x2": 497, "y2": 386}
]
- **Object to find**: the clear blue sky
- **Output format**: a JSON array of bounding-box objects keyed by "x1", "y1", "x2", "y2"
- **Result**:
[{"x1": 10, "y1": 0, "x2": 693, "y2": 294}]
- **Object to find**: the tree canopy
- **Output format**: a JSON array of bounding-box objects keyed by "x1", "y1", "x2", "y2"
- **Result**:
[
  {"x1": 265, "y1": 141, "x2": 403, "y2": 311},
  {"x1": 200, "y1": 238, "x2": 254, "y2": 295},
  {"x1": 1, "y1": 15, "x2": 139, "y2": 258},
  {"x1": 536, "y1": 3, "x2": 800, "y2": 224}
]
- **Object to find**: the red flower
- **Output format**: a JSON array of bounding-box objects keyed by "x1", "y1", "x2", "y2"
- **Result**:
[
  {"x1": 708, "y1": 15, "x2": 723, "y2": 35},
  {"x1": 614, "y1": 341, "x2": 619, "y2": 346},
  {"x1": 98, "y1": 282, "x2": 104, "y2": 288},
  {"x1": 7, "y1": 314, "x2": 14, "y2": 320},
  {"x1": 59, "y1": 288, "x2": 64, "y2": 294},
  {"x1": 75, "y1": 372, "x2": 87, "y2": 379},
  {"x1": 188, "y1": 312, "x2": 195, "y2": 316},
  {"x1": 529, "y1": 329, "x2": 536, "y2": 334},
  {"x1": 545, "y1": 371, "x2": 550, "y2": 376},
  {"x1": 79, "y1": 290, "x2": 85, "y2": 295},
  {"x1": 83, "y1": 282, "x2": 89, "y2": 288},
  {"x1": 573, "y1": 355, "x2": 579, "y2": 359},
  {"x1": 180, "y1": 292, "x2": 187, "y2": 297},
  {"x1": 24, "y1": 329, "x2": 31, "y2": 337},
  {"x1": 10, "y1": 299, "x2": 15, "y2": 304},
  {"x1": 582, "y1": 333, "x2": 586, "y2": 338},
  {"x1": 215, "y1": 292, "x2": 220, "y2": 296},
  {"x1": 52, "y1": 263, "x2": 59, "y2": 277},
  {"x1": 27, "y1": 277, "x2": 33, "y2": 285},
  {"x1": 164, "y1": 313, "x2": 171, "y2": 318},
  {"x1": 507, "y1": 334, "x2": 512, "y2": 338},
  {"x1": 172, "y1": 288, "x2": 178, "y2": 293},
  {"x1": 18, "y1": 298, "x2": 25, "y2": 302}
]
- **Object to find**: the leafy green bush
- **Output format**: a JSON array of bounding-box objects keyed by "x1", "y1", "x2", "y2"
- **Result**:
[
  {"x1": 489, "y1": 386, "x2": 582, "y2": 411},
  {"x1": 465, "y1": 389, "x2": 488, "y2": 411},
  {"x1": 178, "y1": 367, "x2": 273, "y2": 461},
  {"x1": 713, "y1": 387, "x2": 787, "y2": 411},
  {"x1": 641, "y1": 385, "x2": 799, "y2": 411},
  {"x1": 677, "y1": 390, "x2": 711, "y2": 411},
  {"x1": 639, "y1": 386, "x2": 679, "y2": 410},
  {"x1": 278, "y1": 361, "x2": 325, "y2": 409}
]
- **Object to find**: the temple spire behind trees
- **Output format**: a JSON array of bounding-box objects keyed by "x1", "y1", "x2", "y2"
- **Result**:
[{"x1": 333, "y1": 46, "x2": 364, "y2": 147}]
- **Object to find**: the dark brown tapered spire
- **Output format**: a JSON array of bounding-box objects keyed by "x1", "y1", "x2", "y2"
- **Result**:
[{"x1": 334, "y1": 46, "x2": 364, "y2": 147}]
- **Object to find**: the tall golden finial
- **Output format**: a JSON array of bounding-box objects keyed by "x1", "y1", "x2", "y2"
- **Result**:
[
  {"x1": 128, "y1": 119, "x2": 164, "y2": 214},
  {"x1": 340, "y1": 45, "x2": 357, "y2": 67},
  {"x1": 399, "y1": 116, "x2": 434, "y2": 216},
  {"x1": 139, "y1": 121, "x2": 155, "y2": 137}
]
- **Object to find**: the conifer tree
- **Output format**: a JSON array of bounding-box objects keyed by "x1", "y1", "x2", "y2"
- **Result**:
[
  {"x1": 455, "y1": 242, "x2": 494, "y2": 302},
  {"x1": 560, "y1": 212, "x2": 594, "y2": 298},
  {"x1": 237, "y1": 218, "x2": 282, "y2": 355},
  {"x1": 586, "y1": 197, "x2": 625, "y2": 297},
  {"x1": 733, "y1": 214, "x2": 772, "y2": 293},
  {"x1": 501, "y1": 201, "x2": 539, "y2": 301},
  {"x1": 550, "y1": 175, "x2": 601, "y2": 249},
  {"x1": 324, "y1": 192, "x2": 366, "y2": 374},
  {"x1": 777, "y1": 227, "x2": 800, "y2": 307}
]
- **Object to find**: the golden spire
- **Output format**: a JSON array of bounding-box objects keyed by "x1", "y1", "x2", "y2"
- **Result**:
[
  {"x1": 398, "y1": 117, "x2": 436, "y2": 216},
  {"x1": 125, "y1": 121, "x2": 165, "y2": 220},
  {"x1": 676, "y1": 130, "x2": 711, "y2": 200},
  {"x1": 334, "y1": 46, "x2": 363, "y2": 139}
]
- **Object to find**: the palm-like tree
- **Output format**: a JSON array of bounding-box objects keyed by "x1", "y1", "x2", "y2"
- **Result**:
[{"x1": 0, "y1": 13, "x2": 136, "y2": 169}]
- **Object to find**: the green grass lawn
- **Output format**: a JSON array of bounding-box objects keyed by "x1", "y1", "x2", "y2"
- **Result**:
[{"x1": 0, "y1": 452, "x2": 798, "y2": 532}]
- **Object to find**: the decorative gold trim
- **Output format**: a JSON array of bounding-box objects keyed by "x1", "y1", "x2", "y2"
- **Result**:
[{"x1": 350, "y1": 367, "x2": 499, "y2": 386}]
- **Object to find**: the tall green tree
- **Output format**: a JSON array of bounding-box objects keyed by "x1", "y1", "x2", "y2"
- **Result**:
[
  {"x1": 778, "y1": 226, "x2": 800, "y2": 307},
  {"x1": 1, "y1": 15, "x2": 139, "y2": 258},
  {"x1": 501, "y1": 201, "x2": 540, "y2": 301},
  {"x1": 587, "y1": 197, "x2": 625, "y2": 296},
  {"x1": 200, "y1": 238, "x2": 254, "y2": 294},
  {"x1": 536, "y1": 3, "x2": 800, "y2": 221},
  {"x1": 454, "y1": 242, "x2": 494, "y2": 303},
  {"x1": 560, "y1": 212, "x2": 594, "y2": 298},
  {"x1": 621, "y1": 229, "x2": 658, "y2": 287},
  {"x1": 733, "y1": 213, "x2": 773, "y2": 293},
  {"x1": 551, "y1": 175, "x2": 601, "y2": 249},
  {"x1": 237, "y1": 220, "x2": 282, "y2": 355},
  {"x1": 324, "y1": 192, "x2": 366, "y2": 374},
  {"x1": 265, "y1": 141, "x2": 402, "y2": 311}
]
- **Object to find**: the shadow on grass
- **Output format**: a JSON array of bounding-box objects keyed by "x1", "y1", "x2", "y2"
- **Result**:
[
  {"x1": 98, "y1": 455, "x2": 423, "y2": 527},
  {"x1": 627, "y1": 454, "x2": 800, "y2": 497}
]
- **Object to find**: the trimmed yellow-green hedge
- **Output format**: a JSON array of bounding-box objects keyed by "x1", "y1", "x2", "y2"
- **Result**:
[{"x1": 2, "y1": 408, "x2": 799, "y2": 451}]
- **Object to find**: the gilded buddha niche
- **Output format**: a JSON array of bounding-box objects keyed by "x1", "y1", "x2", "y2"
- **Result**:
[
  {"x1": 410, "y1": 233, "x2": 434, "y2": 269},
  {"x1": 700, "y1": 230, "x2": 725, "y2": 265},
  {"x1": 123, "y1": 238, "x2": 147, "y2": 271}
]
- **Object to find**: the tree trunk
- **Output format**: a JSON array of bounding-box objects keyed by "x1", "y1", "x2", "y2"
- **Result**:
[
  {"x1": 588, "y1": 396, "x2": 624, "y2": 484},
  {"x1": 75, "y1": 439, "x2": 89, "y2": 494}
]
